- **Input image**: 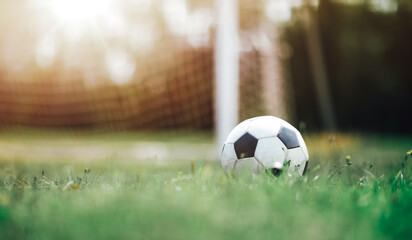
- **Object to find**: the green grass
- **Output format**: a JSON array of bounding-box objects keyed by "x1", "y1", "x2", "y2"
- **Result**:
[{"x1": 0, "y1": 132, "x2": 411, "y2": 240}]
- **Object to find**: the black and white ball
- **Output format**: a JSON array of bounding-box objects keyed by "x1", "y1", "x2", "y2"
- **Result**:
[{"x1": 220, "y1": 116, "x2": 309, "y2": 177}]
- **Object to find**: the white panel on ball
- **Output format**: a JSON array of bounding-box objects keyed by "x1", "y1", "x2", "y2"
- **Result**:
[
  {"x1": 225, "y1": 119, "x2": 250, "y2": 143},
  {"x1": 254, "y1": 137, "x2": 287, "y2": 169},
  {"x1": 233, "y1": 157, "x2": 262, "y2": 173},
  {"x1": 224, "y1": 160, "x2": 237, "y2": 172},
  {"x1": 248, "y1": 116, "x2": 282, "y2": 139},
  {"x1": 286, "y1": 147, "x2": 308, "y2": 176},
  {"x1": 221, "y1": 143, "x2": 238, "y2": 171},
  {"x1": 296, "y1": 134, "x2": 309, "y2": 160}
]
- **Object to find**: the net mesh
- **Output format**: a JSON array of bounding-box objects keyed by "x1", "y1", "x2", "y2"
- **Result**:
[{"x1": 0, "y1": 0, "x2": 289, "y2": 131}]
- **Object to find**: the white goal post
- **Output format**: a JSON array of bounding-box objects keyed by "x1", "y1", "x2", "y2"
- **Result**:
[{"x1": 215, "y1": 0, "x2": 240, "y2": 149}]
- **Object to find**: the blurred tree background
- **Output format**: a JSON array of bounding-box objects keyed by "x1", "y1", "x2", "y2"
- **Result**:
[{"x1": 284, "y1": 0, "x2": 412, "y2": 133}]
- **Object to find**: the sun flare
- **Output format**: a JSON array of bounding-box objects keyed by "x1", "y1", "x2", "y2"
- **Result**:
[{"x1": 51, "y1": 0, "x2": 111, "y2": 23}]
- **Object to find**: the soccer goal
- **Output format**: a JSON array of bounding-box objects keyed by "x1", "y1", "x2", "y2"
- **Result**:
[{"x1": 0, "y1": 0, "x2": 291, "y2": 146}]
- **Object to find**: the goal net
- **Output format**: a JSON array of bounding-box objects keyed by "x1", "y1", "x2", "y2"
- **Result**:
[{"x1": 0, "y1": 0, "x2": 291, "y2": 132}]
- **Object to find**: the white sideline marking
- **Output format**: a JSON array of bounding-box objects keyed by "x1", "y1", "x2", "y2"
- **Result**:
[{"x1": 0, "y1": 140, "x2": 216, "y2": 164}]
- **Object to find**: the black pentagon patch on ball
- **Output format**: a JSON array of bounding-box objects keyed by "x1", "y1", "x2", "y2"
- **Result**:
[
  {"x1": 234, "y1": 132, "x2": 258, "y2": 159},
  {"x1": 277, "y1": 126, "x2": 300, "y2": 149}
]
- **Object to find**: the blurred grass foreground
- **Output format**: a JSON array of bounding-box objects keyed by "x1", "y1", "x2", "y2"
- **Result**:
[{"x1": 0, "y1": 133, "x2": 412, "y2": 240}]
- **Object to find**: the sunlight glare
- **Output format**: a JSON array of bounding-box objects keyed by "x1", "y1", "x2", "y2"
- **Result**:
[
  {"x1": 52, "y1": 0, "x2": 111, "y2": 22},
  {"x1": 369, "y1": 0, "x2": 398, "y2": 13},
  {"x1": 105, "y1": 47, "x2": 136, "y2": 85},
  {"x1": 35, "y1": 36, "x2": 57, "y2": 68},
  {"x1": 264, "y1": 0, "x2": 292, "y2": 23},
  {"x1": 162, "y1": 0, "x2": 188, "y2": 35},
  {"x1": 186, "y1": 9, "x2": 213, "y2": 47}
]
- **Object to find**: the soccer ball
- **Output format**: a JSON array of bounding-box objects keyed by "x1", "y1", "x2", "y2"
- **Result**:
[{"x1": 220, "y1": 116, "x2": 309, "y2": 177}]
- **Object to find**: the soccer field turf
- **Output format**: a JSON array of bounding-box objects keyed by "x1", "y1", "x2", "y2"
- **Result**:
[{"x1": 0, "y1": 131, "x2": 411, "y2": 240}]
